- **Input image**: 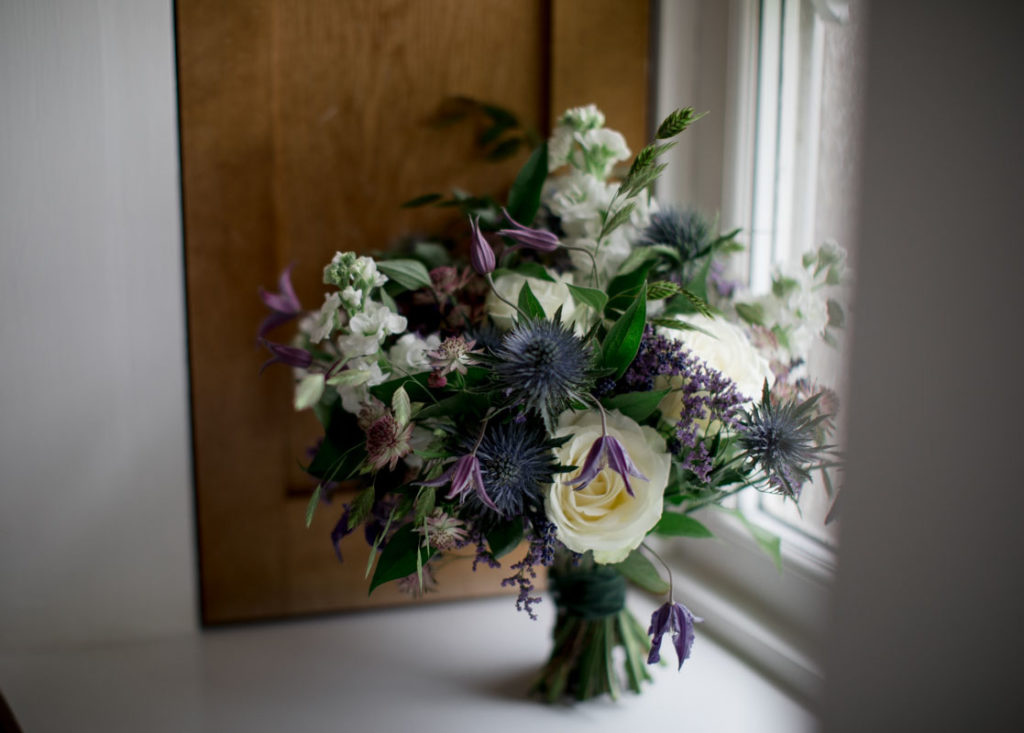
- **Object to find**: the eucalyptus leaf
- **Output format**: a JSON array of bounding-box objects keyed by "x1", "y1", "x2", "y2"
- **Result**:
[
  {"x1": 376, "y1": 259, "x2": 432, "y2": 291},
  {"x1": 294, "y1": 373, "x2": 325, "y2": 411}
]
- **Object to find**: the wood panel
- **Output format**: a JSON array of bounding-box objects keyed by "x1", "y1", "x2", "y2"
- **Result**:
[{"x1": 178, "y1": 0, "x2": 650, "y2": 624}]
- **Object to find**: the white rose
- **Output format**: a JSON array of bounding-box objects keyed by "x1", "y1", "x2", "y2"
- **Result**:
[
  {"x1": 661, "y1": 314, "x2": 772, "y2": 401},
  {"x1": 485, "y1": 270, "x2": 579, "y2": 331},
  {"x1": 547, "y1": 409, "x2": 670, "y2": 564}
]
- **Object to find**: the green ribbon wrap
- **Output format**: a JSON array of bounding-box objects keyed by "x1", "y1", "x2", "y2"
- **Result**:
[{"x1": 549, "y1": 565, "x2": 627, "y2": 620}]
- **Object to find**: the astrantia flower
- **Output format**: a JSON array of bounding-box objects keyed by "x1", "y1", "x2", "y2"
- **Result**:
[
  {"x1": 492, "y1": 319, "x2": 593, "y2": 430},
  {"x1": 427, "y1": 336, "x2": 479, "y2": 377},
  {"x1": 647, "y1": 600, "x2": 700, "y2": 670},
  {"x1": 738, "y1": 382, "x2": 829, "y2": 499},
  {"x1": 365, "y1": 413, "x2": 414, "y2": 471},
  {"x1": 471, "y1": 420, "x2": 560, "y2": 518},
  {"x1": 396, "y1": 564, "x2": 438, "y2": 598},
  {"x1": 416, "y1": 508, "x2": 469, "y2": 551}
]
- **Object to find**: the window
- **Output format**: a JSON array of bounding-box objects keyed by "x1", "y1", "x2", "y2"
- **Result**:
[{"x1": 654, "y1": 0, "x2": 862, "y2": 701}]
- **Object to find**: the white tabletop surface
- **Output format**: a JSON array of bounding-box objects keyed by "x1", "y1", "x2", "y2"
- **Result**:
[{"x1": 0, "y1": 594, "x2": 815, "y2": 732}]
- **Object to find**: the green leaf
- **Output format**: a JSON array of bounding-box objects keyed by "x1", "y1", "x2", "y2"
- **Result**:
[
  {"x1": 605, "y1": 262, "x2": 653, "y2": 314},
  {"x1": 721, "y1": 507, "x2": 783, "y2": 572},
  {"x1": 305, "y1": 484, "x2": 322, "y2": 528},
  {"x1": 413, "y1": 486, "x2": 436, "y2": 526},
  {"x1": 827, "y1": 298, "x2": 846, "y2": 328},
  {"x1": 517, "y1": 280, "x2": 546, "y2": 320},
  {"x1": 735, "y1": 302, "x2": 766, "y2": 326},
  {"x1": 486, "y1": 519, "x2": 524, "y2": 559},
  {"x1": 294, "y1": 373, "x2": 325, "y2": 411},
  {"x1": 486, "y1": 137, "x2": 521, "y2": 160},
  {"x1": 391, "y1": 386, "x2": 411, "y2": 426},
  {"x1": 566, "y1": 283, "x2": 608, "y2": 313},
  {"x1": 411, "y1": 241, "x2": 450, "y2": 269},
  {"x1": 601, "y1": 294, "x2": 646, "y2": 378},
  {"x1": 600, "y1": 389, "x2": 670, "y2": 422},
  {"x1": 326, "y1": 369, "x2": 372, "y2": 388},
  {"x1": 370, "y1": 372, "x2": 432, "y2": 405},
  {"x1": 369, "y1": 523, "x2": 436, "y2": 593},
  {"x1": 611, "y1": 549, "x2": 669, "y2": 594},
  {"x1": 506, "y1": 142, "x2": 548, "y2": 226},
  {"x1": 653, "y1": 512, "x2": 713, "y2": 538},
  {"x1": 376, "y1": 259, "x2": 432, "y2": 292},
  {"x1": 400, "y1": 193, "x2": 443, "y2": 208}
]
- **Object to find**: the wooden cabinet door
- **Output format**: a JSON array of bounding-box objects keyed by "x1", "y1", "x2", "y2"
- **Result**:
[{"x1": 177, "y1": 0, "x2": 650, "y2": 624}]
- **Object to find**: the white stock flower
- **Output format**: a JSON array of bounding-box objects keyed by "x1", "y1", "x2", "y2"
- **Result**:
[
  {"x1": 387, "y1": 332, "x2": 441, "y2": 375},
  {"x1": 310, "y1": 293, "x2": 342, "y2": 344},
  {"x1": 349, "y1": 300, "x2": 407, "y2": 342},
  {"x1": 336, "y1": 357, "x2": 386, "y2": 414},
  {"x1": 485, "y1": 270, "x2": 578, "y2": 331},
  {"x1": 547, "y1": 409, "x2": 670, "y2": 564}
]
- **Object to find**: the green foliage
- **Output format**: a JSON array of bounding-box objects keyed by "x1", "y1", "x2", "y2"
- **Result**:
[
  {"x1": 305, "y1": 484, "x2": 322, "y2": 528},
  {"x1": 494, "y1": 261, "x2": 556, "y2": 282},
  {"x1": 376, "y1": 259, "x2": 432, "y2": 292},
  {"x1": 413, "y1": 486, "x2": 436, "y2": 526},
  {"x1": 735, "y1": 302, "x2": 766, "y2": 326},
  {"x1": 598, "y1": 201, "x2": 636, "y2": 241},
  {"x1": 368, "y1": 523, "x2": 436, "y2": 593},
  {"x1": 348, "y1": 485, "x2": 376, "y2": 531},
  {"x1": 601, "y1": 294, "x2": 647, "y2": 379},
  {"x1": 486, "y1": 518, "x2": 525, "y2": 559},
  {"x1": 652, "y1": 512, "x2": 713, "y2": 538},
  {"x1": 611, "y1": 549, "x2": 669, "y2": 594},
  {"x1": 506, "y1": 142, "x2": 548, "y2": 226},
  {"x1": 720, "y1": 507, "x2": 783, "y2": 572},
  {"x1": 400, "y1": 192, "x2": 443, "y2": 208},
  {"x1": 566, "y1": 283, "x2": 608, "y2": 314},
  {"x1": 306, "y1": 406, "x2": 367, "y2": 483},
  {"x1": 655, "y1": 107, "x2": 706, "y2": 139},
  {"x1": 600, "y1": 389, "x2": 670, "y2": 423},
  {"x1": 517, "y1": 280, "x2": 546, "y2": 321}
]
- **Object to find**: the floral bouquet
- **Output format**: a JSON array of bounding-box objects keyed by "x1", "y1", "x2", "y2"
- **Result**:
[{"x1": 258, "y1": 103, "x2": 846, "y2": 702}]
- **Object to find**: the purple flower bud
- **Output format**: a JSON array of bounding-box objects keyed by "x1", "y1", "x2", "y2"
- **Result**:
[
  {"x1": 568, "y1": 435, "x2": 648, "y2": 496},
  {"x1": 468, "y1": 216, "x2": 496, "y2": 275},
  {"x1": 647, "y1": 600, "x2": 700, "y2": 670},
  {"x1": 497, "y1": 207, "x2": 560, "y2": 252},
  {"x1": 258, "y1": 265, "x2": 303, "y2": 336},
  {"x1": 259, "y1": 339, "x2": 313, "y2": 374}
]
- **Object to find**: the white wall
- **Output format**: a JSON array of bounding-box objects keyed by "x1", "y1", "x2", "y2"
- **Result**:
[
  {"x1": 822, "y1": 1, "x2": 1024, "y2": 729},
  {"x1": 0, "y1": 0, "x2": 196, "y2": 647}
]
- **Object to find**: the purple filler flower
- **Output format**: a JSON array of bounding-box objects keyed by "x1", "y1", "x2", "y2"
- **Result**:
[
  {"x1": 421, "y1": 454, "x2": 499, "y2": 512},
  {"x1": 258, "y1": 265, "x2": 302, "y2": 336},
  {"x1": 469, "y1": 217, "x2": 496, "y2": 275},
  {"x1": 497, "y1": 207, "x2": 560, "y2": 252},
  {"x1": 569, "y1": 435, "x2": 648, "y2": 497},
  {"x1": 648, "y1": 600, "x2": 700, "y2": 670}
]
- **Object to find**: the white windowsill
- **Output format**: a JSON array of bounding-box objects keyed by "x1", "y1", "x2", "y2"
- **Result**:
[{"x1": 0, "y1": 594, "x2": 813, "y2": 732}]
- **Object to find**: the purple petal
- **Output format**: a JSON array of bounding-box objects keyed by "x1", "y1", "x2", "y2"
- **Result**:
[
  {"x1": 469, "y1": 217, "x2": 495, "y2": 275},
  {"x1": 647, "y1": 602, "x2": 673, "y2": 665},
  {"x1": 669, "y1": 603, "x2": 698, "y2": 671},
  {"x1": 258, "y1": 265, "x2": 303, "y2": 335},
  {"x1": 259, "y1": 339, "x2": 313, "y2": 374},
  {"x1": 471, "y1": 458, "x2": 499, "y2": 511},
  {"x1": 497, "y1": 208, "x2": 560, "y2": 252},
  {"x1": 604, "y1": 436, "x2": 648, "y2": 497},
  {"x1": 446, "y1": 455, "x2": 477, "y2": 500},
  {"x1": 568, "y1": 436, "x2": 610, "y2": 490}
]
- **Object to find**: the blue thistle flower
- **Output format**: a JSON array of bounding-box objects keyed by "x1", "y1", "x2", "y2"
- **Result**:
[
  {"x1": 491, "y1": 319, "x2": 593, "y2": 430},
  {"x1": 738, "y1": 382, "x2": 831, "y2": 499},
  {"x1": 469, "y1": 420, "x2": 560, "y2": 519},
  {"x1": 640, "y1": 208, "x2": 714, "y2": 286}
]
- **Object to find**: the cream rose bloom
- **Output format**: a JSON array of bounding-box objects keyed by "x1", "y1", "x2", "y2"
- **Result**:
[
  {"x1": 656, "y1": 314, "x2": 774, "y2": 426},
  {"x1": 547, "y1": 409, "x2": 670, "y2": 564},
  {"x1": 485, "y1": 269, "x2": 579, "y2": 331}
]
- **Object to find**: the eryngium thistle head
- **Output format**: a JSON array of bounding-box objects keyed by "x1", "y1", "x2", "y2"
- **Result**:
[
  {"x1": 492, "y1": 319, "x2": 593, "y2": 430},
  {"x1": 641, "y1": 208, "x2": 713, "y2": 281},
  {"x1": 738, "y1": 382, "x2": 831, "y2": 499},
  {"x1": 470, "y1": 420, "x2": 560, "y2": 519}
]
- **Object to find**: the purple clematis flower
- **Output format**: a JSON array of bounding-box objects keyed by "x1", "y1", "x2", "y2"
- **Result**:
[
  {"x1": 258, "y1": 265, "x2": 303, "y2": 337},
  {"x1": 648, "y1": 600, "x2": 700, "y2": 670},
  {"x1": 259, "y1": 339, "x2": 313, "y2": 374},
  {"x1": 468, "y1": 217, "x2": 496, "y2": 275},
  {"x1": 569, "y1": 435, "x2": 648, "y2": 496},
  {"x1": 421, "y1": 454, "x2": 499, "y2": 511},
  {"x1": 497, "y1": 207, "x2": 560, "y2": 252}
]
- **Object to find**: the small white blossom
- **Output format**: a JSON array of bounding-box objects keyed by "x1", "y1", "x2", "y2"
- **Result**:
[
  {"x1": 340, "y1": 286, "x2": 363, "y2": 310},
  {"x1": 310, "y1": 293, "x2": 342, "y2": 344},
  {"x1": 388, "y1": 332, "x2": 441, "y2": 375}
]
